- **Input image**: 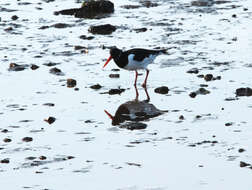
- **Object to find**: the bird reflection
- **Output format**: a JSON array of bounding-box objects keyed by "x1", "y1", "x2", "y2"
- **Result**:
[{"x1": 104, "y1": 87, "x2": 167, "y2": 129}]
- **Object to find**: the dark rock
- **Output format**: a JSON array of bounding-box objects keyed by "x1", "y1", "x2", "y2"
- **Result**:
[
  {"x1": 121, "y1": 5, "x2": 141, "y2": 9},
  {"x1": 44, "y1": 116, "x2": 56, "y2": 124},
  {"x1": 196, "y1": 88, "x2": 210, "y2": 95},
  {"x1": 26, "y1": 156, "x2": 37, "y2": 160},
  {"x1": 189, "y1": 92, "x2": 197, "y2": 98},
  {"x1": 154, "y1": 86, "x2": 169, "y2": 94},
  {"x1": 236, "y1": 87, "x2": 252, "y2": 96},
  {"x1": 213, "y1": 76, "x2": 221, "y2": 80},
  {"x1": 55, "y1": 0, "x2": 114, "y2": 19},
  {"x1": 111, "y1": 68, "x2": 120, "y2": 71},
  {"x1": 232, "y1": 14, "x2": 237, "y2": 18},
  {"x1": 179, "y1": 115, "x2": 184, "y2": 120},
  {"x1": 109, "y1": 88, "x2": 125, "y2": 95},
  {"x1": 8, "y1": 63, "x2": 28, "y2": 71},
  {"x1": 74, "y1": 87, "x2": 79, "y2": 91},
  {"x1": 225, "y1": 122, "x2": 233, "y2": 126},
  {"x1": 187, "y1": 68, "x2": 199, "y2": 74},
  {"x1": 43, "y1": 62, "x2": 60, "y2": 67},
  {"x1": 74, "y1": 45, "x2": 87, "y2": 50},
  {"x1": 4, "y1": 27, "x2": 13, "y2": 32},
  {"x1": 197, "y1": 74, "x2": 204, "y2": 78},
  {"x1": 90, "y1": 84, "x2": 102, "y2": 89},
  {"x1": 1, "y1": 129, "x2": 9, "y2": 133},
  {"x1": 240, "y1": 161, "x2": 250, "y2": 168},
  {"x1": 140, "y1": 0, "x2": 158, "y2": 7},
  {"x1": 30, "y1": 64, "x2": 39, "y2": 70},
  {"x1": 109, "y1": 74, "x2": 120, "y2": 78},
  {"x1": 3, "y1": 138, "x2": 11, "y2": 143},
  {"x1": 204, "y1": 74, "x2": 213, "y2": 81},
  {"x1": 43, "y1": 103, "x2": 55, "y2": 107},
  {"x1": 238, "y1": 148, "x2": 245, "y2": 153},
  {"x1": 22, "y1": 137, "x2": 33, "y2": 142},
  {"x1": 0, "y1": 158, "x2": 9, "y2": 164},
  {"x1": 79, "y1": 35, "x2": 95, "y2": 40},
  {"x1": 88, "y1": 24, "x2": 116, "y2": 35},
  {"x1": 39, "y1": 156, "x2": 47, "y2": 160},
  {"x1": 39, "y1": 25, "x2": 50, "y2": 30},
  {"x1": 67, "y1": 78, "x2": 77, "y2": 88},
  {"x1": 133, "y1": 28, "x2": 147, "y2": 33},
  {"x1": 49, "y1": 67, "x2": 64, "y2": 76},
  {"x1": 52, "y1": 23, "x2": 71, "y2": 29},
  {"x1": 191, "y1": 0, "x2": 214, "y2": 6},
  {"x1": 11, "y1": 15, "x2": 19, "y2": 20}
]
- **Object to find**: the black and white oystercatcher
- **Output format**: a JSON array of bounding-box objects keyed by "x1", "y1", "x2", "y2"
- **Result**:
[{"x1": 103, "y1": 47, "x2": 166, "y2": 87}]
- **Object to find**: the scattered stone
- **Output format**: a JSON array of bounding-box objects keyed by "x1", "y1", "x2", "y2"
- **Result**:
[
  {"x1": 3, "y1": 138, "x2": 11, "y2": 143},
  {"x1": 90, "y1": 84, "x2": 102, "y2": 90},
  {"x1": 43, "y1": 62, "x2": 60, "y2": 67},
  {"x1": 0, "y1": 158, "x2": 9, "y2": 164},
  {"x1": 67, "y1": 78, "x2": 77, "y2": 88},
  {"x1": 26, "y1": 156, "x2": 36, "y2": 160},
  {"x1": 55, "y1": 0, "x2": 114, "y2": 19},
  {"x1": 39, "y1": 156, "x2": 47, "y2": 160},
  {"x1": 240, "y1": 161, "x2": 250, "y2": 168},
  {"x1": 30, "y1": 64, "x2": 39, "y2": 70},
  {"x1": 197, "y1": 74, "x2": 204, "y2": 78},
  {"x1": 49, "y1": 67, "x2": 64, "y2": 76},
  {"x1": 79, "y1": 35, "x2": 95, "y2": 40},
  {"x1": 1, "y1": 129, "x2": 9, "y2": 133},
  {"x1": 204, "y1": 74, "x2": 213, "y2": 81},
  {"x1": 22, "y1": 137, "x2": 33, "y2": 142},
  {"x1": 74, "y1": 87, "x2": 79, "y2": 91},
  {"x1": 232, "y1": 14, "x2": 237, "y2": 18},
  {"x1": 121, "y1": 5, "x2": 141, "y2": 9},
  {"x1": 126, "y1": 162, "x2": 141, "y2": 167},
  {"x1": 39, "y1": 25, "x2": 50, "y2": 30},
  {"x1": 191, "y1": 0, "x2": 214, "y2": 6},
  {"x1": 154, "y1": 86, "x2": 169, "y2": 94},
  {"x1": 191, "y1": 88, "x2": 210, "y2": 97},
  {"x1": 111, "y1": 68, "x2": 120, "y2": 71},
  {"x1": 88, "y1": 24, "x2": 116, "y2": 35},
  {"x1": 4, "y1": 27, "x2": 13, "y2": 32},
  {"x1": 140, "y1": 0, "x2": 158, "y2": 7},
  {"x1": 43, "y1": 103, "x2": 55, "y2": 107},
  {"x1": 108, "y1": 88, "x2": 125, "y2": 95},
  {"x1": 8, "y1": 63, "x2": 28, "y2": 71},
  {"x1": 74, "y1": 45, "x2": 87, "y2": 50},
  {"x1": 187, "y1": 68, "x2": 199, "y2": 74},
  {"x1": 225, "y1": 122, "x2": 233, "y2": 126},
  {"x1": 67, "y1": 156, "x2": 75, "y2": 160},
  {"x1": 44, "y1": 116, "x2": 56, "y2": 124},
  {"x1": 179, "y1": 115, "x2": 185, "y2": 120},
  {"x1": 189, "y1": 92, "x2": 197, "y2": 98},
  {"x1": 52, "y1": 23, "x2": 71, "y2": 29},
  {"x1": 11, "y1": 15, "x2": 19, "y2": 20},
  {"x1": 236, "y1": 87, "x2": 252, "y2": 96},
  {"x1": 133, "y1": 28, "x2": 147, "y2": 33},
  {"x1": 225, "y1": 97, "x2": 238, "y2": 101},
  {"x1": 109, "y1": 74, "x2": 120, "y2": 78},
  {"x1": 238, "y1": 148, "x2": 245, "y2": 153}
]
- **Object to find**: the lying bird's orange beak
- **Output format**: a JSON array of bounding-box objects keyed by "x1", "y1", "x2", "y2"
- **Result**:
[{"x1": 103, "y1": 56, "x2": 112, "y2": 68}]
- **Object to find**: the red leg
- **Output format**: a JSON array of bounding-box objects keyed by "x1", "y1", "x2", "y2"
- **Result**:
[
  {"x1": 134, "y1": 70, "x2": 138, "y2": 87},
  {"x1": 134, "y1": 85, "x2": 139, "y2": 101},
  {"x1": 142, "y1": 69, "x2": 149, "y2": 88}
]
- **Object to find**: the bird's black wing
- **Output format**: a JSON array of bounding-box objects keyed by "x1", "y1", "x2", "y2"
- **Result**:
[{"x1": 126, "y1": 48, "x2": 166, "y2": 62}]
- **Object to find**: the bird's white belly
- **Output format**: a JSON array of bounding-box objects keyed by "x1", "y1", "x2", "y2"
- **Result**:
[{"x1": 124, "y1": 54, "x2": 156, "y2": 70}]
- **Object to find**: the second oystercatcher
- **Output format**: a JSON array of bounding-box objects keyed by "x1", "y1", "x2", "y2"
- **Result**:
[{"x1": 103, "y1": 47, "x2": 166, "y2": 87}]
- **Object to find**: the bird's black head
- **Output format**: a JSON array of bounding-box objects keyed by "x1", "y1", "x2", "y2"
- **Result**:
[{"x1": 110, "y1": 47, "x2": 122, "y2": 60}]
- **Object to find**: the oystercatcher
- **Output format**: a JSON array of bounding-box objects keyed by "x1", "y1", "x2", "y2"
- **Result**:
[{"x1": 103, "y1": 47, "x2": 166, "y2": 87}]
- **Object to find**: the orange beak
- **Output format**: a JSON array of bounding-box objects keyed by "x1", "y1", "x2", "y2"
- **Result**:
[
  {"x1": 104, "y1": 110, "x2": 114, "y2": 120},
  {"x1": 103, "y1": 56, "x2": 112, "y2": 68}
]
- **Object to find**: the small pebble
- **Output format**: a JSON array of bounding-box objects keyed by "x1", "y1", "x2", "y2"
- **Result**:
[
  {"x1": 22, "y1": 137, "x2": 33, "y2": 142},
  {"x1": 67, "y1": 78, "x2": 77, "y2": 88},
  {"x1": 44, "y1": 116, "x2": 56, "y2": 124}
]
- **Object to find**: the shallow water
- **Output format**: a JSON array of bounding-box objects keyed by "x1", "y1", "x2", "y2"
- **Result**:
[{"x1": 1, "y1": 0, "x2": 252, "y2": 189}]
